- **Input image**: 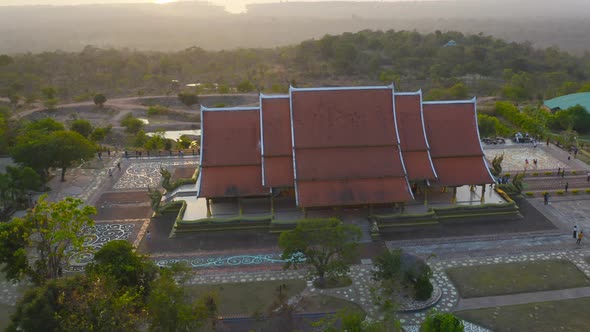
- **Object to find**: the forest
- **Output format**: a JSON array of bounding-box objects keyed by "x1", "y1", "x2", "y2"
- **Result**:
[{"x1": 1, "y1": 29, "x2": 589, "y2": 104}]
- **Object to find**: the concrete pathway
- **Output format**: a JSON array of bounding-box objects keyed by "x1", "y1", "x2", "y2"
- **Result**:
[{"x1": 455, "y1": 286, "x2": 590, "y2": 311}]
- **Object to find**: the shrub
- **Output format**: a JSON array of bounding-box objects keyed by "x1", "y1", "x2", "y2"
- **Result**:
[
  {"x1": 586, "y1": 189, "x2": 590, "y2": 194},
  {"x1": 545, "y1": 171, "x2": 553, "y2": 175},
  {"x1": 147, "y1": 105, "x2": 169, "y2": 117},
  {"x1": 532, "y1": 172, "x2": 539, "y2": 176},
  {"x1": 556, "y1": 190, "x2": 565, "y2": 195},
  {"x1": 414, "y1": 274, "x2": 434, "y2": 301},
  {"x1": 572, "y1": 171, "x2": 578, "y2": 175},
  {"x1": 420, "y1": 311, "x2": 464, "y2": 332},
  {"x1": 525, "y1": 192, "x2": 534, "y2": 197},
  {"x1": 572, "y1": 189, "x2": 580, "y2": 194},
  {"x1": 504, "y1": 173, "x2": 511, "y2": 178}
]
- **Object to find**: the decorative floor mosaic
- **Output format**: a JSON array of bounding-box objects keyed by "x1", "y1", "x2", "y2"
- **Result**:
[
  {"x1": 65, "y1": 223, "x2": 135, "y2": 272},
  {"x1": 155, "y1": 253, "x2": 305, "y2": 269},
  {"x1": 113, "y1": 160, "x2": 198, "y2": 189}
]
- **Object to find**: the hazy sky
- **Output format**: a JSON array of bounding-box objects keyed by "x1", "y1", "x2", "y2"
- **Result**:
[{"x1": 0, "y1": 0, "x2": 430, "y2": 14}]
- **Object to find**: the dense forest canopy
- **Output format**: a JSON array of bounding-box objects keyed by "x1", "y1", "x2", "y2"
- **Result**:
[
  {"x1": 1, "y1": 1, "x2": 590, "y2": 54},
  {"x1": 1, "y1": 30, "x2": 589, "y2": 102}
]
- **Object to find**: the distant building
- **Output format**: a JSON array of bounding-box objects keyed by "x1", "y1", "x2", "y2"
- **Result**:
[
  {"x1": 544, "y1": 92, "x2": 590, "y2": 112},
  {"x1": 196, "y1": 85, "x2": 493, "y2": 209},
  {"x1": 444, "y1": 40, "x2": 457, "y2": 47}
]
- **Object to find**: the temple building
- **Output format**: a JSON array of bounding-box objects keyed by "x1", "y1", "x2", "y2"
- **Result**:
[{"x1": 196, "y1": 85, "x2": 494, "y2": 214}]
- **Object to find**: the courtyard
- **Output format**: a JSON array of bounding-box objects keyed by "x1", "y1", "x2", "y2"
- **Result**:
[{"x1": 3, "y1": 144, "x2": 590, "y2": 331}]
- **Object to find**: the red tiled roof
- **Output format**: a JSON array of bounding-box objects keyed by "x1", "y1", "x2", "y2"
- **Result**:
[
  {"x1": 198, "y1": 108, "x2": 269, "y2": 198},
  {"x1": 394, "y1": 93, "x2": 437, "y2": 180},
  {"x1": 423, "y1": 101, "x2": 494, "y2": 186},
  {"x1": 290, "y1": 87, "x2": 413, "y2": 207},
  {"x1": 260, "y1": 96, "x2": 294, "y2": 187}
]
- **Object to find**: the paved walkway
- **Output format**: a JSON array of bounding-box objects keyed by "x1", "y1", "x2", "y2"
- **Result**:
[{"x1": 455, "y1": 286, "x2": 590, "y2": 311}]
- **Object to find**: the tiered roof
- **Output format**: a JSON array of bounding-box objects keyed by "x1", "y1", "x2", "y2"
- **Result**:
[
  {"x1": 197, "y1": 85, "x2": 494, "y2": 207},
  {"x1": 197, "y1": 107, "x2": 269, "y2": 198},
  {"x1": 260, "y1": 95, "x2": 294, "y2": 188},
  {"x1": 422, "y1": 99, "x2": 494, "y2": 186},
  {"x1": 290, "y1": 87, "x2": 413, "y2": 207}
]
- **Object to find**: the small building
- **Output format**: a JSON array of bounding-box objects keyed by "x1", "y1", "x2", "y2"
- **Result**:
[
  {"x1": 544, "y1": 92, "x2": 590, "y2": 113},
  {"x1": 444, "y1": 40, "x2": 457, "y2": 47}
]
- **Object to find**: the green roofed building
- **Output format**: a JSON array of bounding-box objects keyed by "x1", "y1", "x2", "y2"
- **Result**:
[{"x1": 544, "y1": 92, "x2": 590, "y2": 112}]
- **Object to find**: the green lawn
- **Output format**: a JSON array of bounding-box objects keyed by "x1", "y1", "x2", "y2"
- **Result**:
[
  {"x1": 456, "y1": 297, "x2": 590, "y2": 332},
  {"x1": 188, "y1": 279, "x2": 362, "y2": 317},
  {"x1": 446, "y1": 260, "x2": 590, "y2": 298},
  {"x1": 188, "y1": 279, "x2": 307, "y2": 316},
  {"x1": 0, "y1": 303, "x2": 15, "y2": 331}
]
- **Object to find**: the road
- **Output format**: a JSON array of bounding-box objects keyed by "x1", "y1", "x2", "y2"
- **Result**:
[{"x1": 10, "y1": 93, "x2": 258, "y2": 121}]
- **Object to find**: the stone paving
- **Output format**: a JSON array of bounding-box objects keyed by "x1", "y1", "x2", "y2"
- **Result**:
[
  {"x1": 485, "y1": 146, "x2": 567, "y2": 172},
  {"x1": 113, "y1": 159, "x2": 198, "y2": 190}
]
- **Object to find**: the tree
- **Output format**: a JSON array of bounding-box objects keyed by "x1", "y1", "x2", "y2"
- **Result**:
[
  {"x1": 121, "y1": 114, "x2": 145, "y2": 134},
  {"x1": 279, "y1": 219, "x2": 361, "y2": 287},
  {"x1": 8, "y1": 274, "x2": 143, "y2": 332},
  {"x1": 93, "y1": 93, "x2": 107, "y2": 107},
  {"x1": 47, "y1": 131, "x2": 96, "y2": 181},
  {"x1": 26, "y1": 118, "x2": 65, "y2": 133},
  {"x1": 41, "y1": 87, "x2": 59, "y2": 110},
  {"x1": 0, "y1": 195, "x2": 96, "y2": 284},
  {"x1": 144, "y1": 130, "x2": 167, "y2": 151},
  {"x1": 177, "y1": 91, "x2": 200, "y2": 107},
  {"x1": 90, "y1": 125, "x2": 112, "y2": 142},
  {"x1": 86, "y1": 240, "x2": 157, "y2": 291},
  {"x1": 70, "y1": 119, "x2": 93, "y2": 137},
  {"x1": 420, "y1": 311, "x2": 464, "y2": 332},
  {"x1": 147, "y1": 263, "x2": 217, "y2": 332}
]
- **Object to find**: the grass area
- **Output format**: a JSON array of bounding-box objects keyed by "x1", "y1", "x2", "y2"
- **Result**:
[
  {"x1": 299, "y1": 294, "x2": 364, "y2": 313},
  {"x1": 456, "y1": 297, "x2": 590, "y2": 332},
  {"x1": 188, "y1": 279, "x2": 306, "y2": 316},
  {"x1": 313, "y1": 276, "x2": 353, "y2": 289},
  {"x1": 447, "y1": 260, "x2": 590, "y2": 298},
  {"x1": 0, "y1": 303, "x2": 15, "y2": 331}
]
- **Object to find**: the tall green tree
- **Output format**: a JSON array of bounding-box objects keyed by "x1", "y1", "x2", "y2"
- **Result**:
[
  {"x1": 279, "y1": 219, "x2": 361, "y2": 287},
  {"x1": 47, "y1": 131, "x2": 96, "y2": 181},
  {"x1": 0, "y1": 195, "x2": 96, "y2": 284}
]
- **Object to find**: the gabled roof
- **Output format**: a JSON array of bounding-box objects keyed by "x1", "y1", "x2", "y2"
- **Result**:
[
  {"x1": 422, "y1": 99, "x2": 495, "y2": 186},
  {"x1": 260, "y1": 94, "x2": 294, "y2": 188},
  {"x1": 394, "y1": 91, "x2": 437, "y2": 181},
  {"x1": 197, "y1": 106, "x2": 269, "y2": 198},
  {"x1": 544, "y1": 92, "x2": 590, "y2": 112},
  {"x1": 290, "y1": 86, "x2": 413, "y2": 207}
]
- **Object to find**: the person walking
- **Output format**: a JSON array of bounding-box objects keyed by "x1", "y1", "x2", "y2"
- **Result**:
[
  {"x1": 117, "y1": 162, "x2": 121, "y2": 171},
  {"x1": 587, "y1": 171, "x2": 590, "y2": 183},
  {"x1": 577, "y1": 231, "x2": 583, "y2": 245},
  {"x1": 543, "y1": 192, "x2": 549, "y2": 205},
  {"x1": 108, "y1": 168, "x2": 113, "y2": 177},
  {"x1": 574, "y1": 225, "x2": 579, "y2": 239},
  {"x1": 565, "y1": 182, "x2": 569, "y2": 193}
]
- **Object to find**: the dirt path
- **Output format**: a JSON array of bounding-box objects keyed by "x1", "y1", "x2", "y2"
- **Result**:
[{"x1": 11, "y1": 93, "x2": 258, "y2": 121}]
